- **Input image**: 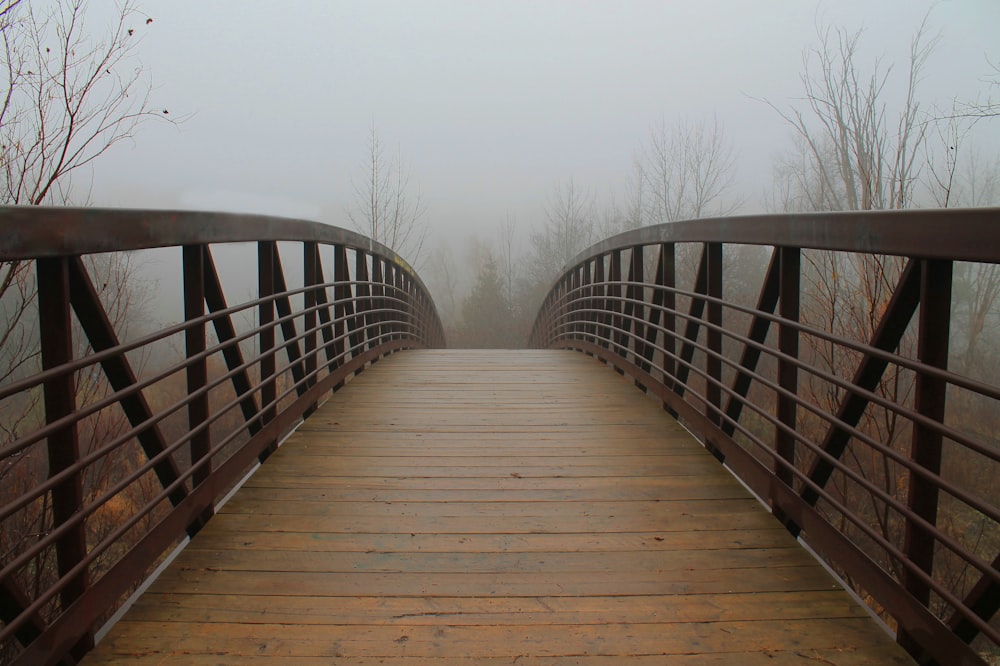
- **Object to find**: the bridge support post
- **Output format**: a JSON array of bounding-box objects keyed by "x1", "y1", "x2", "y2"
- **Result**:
[
  {"x1": 257, "y1": 242, "x2": 278, "y2": 459},
  {"x1": 898, "y1": 258, "x2": 952, "y2": 660},
  {"x1": 37, "y1": 256, "x2": 93, "y2": 658},
  {"x1": 303, "y1": 242, "x2": 320, "y2": 399},
  {"x1": 183, "y1": 246, "x2": 213, "y2": 520},
  {"x1": 774, "y1": 247, "x2": 800, "y2": 524},
  {"x1": 706, "y1": 243, "x2": 723, "y2": 426}
]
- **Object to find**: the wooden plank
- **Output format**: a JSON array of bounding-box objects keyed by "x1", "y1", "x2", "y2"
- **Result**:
[
  {"x1": 86, "y1": 350, "x2": 909, "y2": 664},
  {"x1": 93, "y1": 620, "x2": 909, "y2": 661},
  {"x1": 124, "y1": 589, "x2": 877, "y2": 625},
  {"x1": 188, "y1": 530, "x2": 794, "y2": 553}
]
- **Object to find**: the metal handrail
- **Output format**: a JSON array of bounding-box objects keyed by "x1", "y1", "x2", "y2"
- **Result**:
[
  {"x1": 530, "y1": 208, "x2": 1000, "y2": 666},
  {"x1": 0, "y1": 208, "x2": 445, "y2": 664}
]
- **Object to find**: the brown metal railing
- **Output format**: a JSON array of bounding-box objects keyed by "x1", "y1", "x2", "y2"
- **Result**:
[
  {"x1": 0, "y1": 207, "x2": 444, "y2": 664},
  {"x1": 530, "y1": 209, "x2": 1000, "y2": 666}
]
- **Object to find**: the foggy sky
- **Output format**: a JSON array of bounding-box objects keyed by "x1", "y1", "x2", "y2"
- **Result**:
[{"x1": 86, "y1": 1, "x2": 1000, "y2": 255}]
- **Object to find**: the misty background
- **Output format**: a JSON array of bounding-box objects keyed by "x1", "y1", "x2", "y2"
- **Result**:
[{"x1": 67, "y1": 0, "x2": 1000, "y2": 336}]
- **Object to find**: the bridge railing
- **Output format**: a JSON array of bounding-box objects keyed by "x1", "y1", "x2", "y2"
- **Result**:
[
  {"x1": 0, "y1": 208, "x2": 444, "y2": 664},
  {"x1": 530, "y1": 209, "x2": 1000, "y2": 666}
]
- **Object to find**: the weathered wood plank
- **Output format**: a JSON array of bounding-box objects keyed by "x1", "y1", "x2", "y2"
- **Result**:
[
  {"x1": 85, "y1": 350, "x2": 909, "y2": 664},
  {"x1": 93, "y1": 619, "x2": 909, "y2": 661},
  {"x1": 124, "y1": 590, "x2": 874, "y2": 625}
]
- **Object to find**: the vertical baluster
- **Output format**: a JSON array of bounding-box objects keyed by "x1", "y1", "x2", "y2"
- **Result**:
[
  {"x1": 626, "y1": 245, "x2": 644, "y2": 366},
  {"x1": 609, "y1": 250, "x2": 623, "y2": 358},
  {"x1": 706, "y1": 242, "x2": 723, "y2": 425},
  {"x1": 355, "y1": 250, "x2": 372, "y2": 355},
  {"x1": 182, "y1": 245, "x2": 213, "y2": 518},
  {"x1": 899, "y1": 258, "x2": 953, "y2": 658},
  {"x1": 581, "y1": 260, "x2": 594, "y2": 344},
  {"x1": 775, "y1": 247, "x2": 800, "y2": 520},
  {"x1": 333, "y1": 245, "x2": 353, "y2": 363},
  {"x1": 661, "y1": 243, "x2": 677, "y2": 389},
  {"x1": 303, "y1": 241, "x2": 320, "y2": 411},
  {"x1": 257, "y1": 241, "x2": 277, "y2": 459},
  {"x1": 639, "y1": 244, "x2": 666, "y2": 379},
  {"x1": 597, "y1": 255, "x2": 609, "y2": 349},
  {"x1": 372, "y1": 256, "x2": 386, "y2": 347},
  {"x1": 37, "y1": 256, "x2": 92, "y2": 656}
]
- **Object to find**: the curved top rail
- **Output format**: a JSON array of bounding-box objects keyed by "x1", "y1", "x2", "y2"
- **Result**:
[
  {"x1": 564, "y1": 208, "x2": 1000, "y2": 273},
  {"x1": 0, "y1": 205, "x2": 411, "y2": 268}
]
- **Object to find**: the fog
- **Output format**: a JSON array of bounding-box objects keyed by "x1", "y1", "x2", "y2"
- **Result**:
[{"x1": 85, "y1": 0, "x2": 999, "y2": 257}]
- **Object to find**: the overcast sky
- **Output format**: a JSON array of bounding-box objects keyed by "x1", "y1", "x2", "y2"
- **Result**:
[{"x1": 87, "y1": 0, "x2": 1000, "y2": 254}]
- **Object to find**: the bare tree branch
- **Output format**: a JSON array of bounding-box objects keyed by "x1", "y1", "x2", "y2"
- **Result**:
[{"x1": 347, "y1": 124, "x2": 428, "y2": 265}]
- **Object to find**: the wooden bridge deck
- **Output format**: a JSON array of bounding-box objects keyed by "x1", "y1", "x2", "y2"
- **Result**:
[{"x1": 85, "y1": 350, "x2": 910, "y2": 664}]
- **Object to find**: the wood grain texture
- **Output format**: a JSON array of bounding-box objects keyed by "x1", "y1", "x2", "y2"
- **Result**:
[{"x1": 85, "y1": 350, "x2": 910, "y2": 664}]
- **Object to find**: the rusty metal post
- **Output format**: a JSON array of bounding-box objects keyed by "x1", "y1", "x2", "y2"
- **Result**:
[
  {"x1": 182, "y1": 246, "x2": 213, "y2": 520},
  {"x1": 394, "y1": 263, "x2": 406, "y2": 340},
  {"x1": 372, "y1": 256, "x2": 386, "y2": 346},
  {"x1": 898, "y1": 258, "x2": 953, "y2": 659},
  {"x1": 775, "y1": 246, "x2": 800, "y2": 522},
  {"x1": 638, "y1": 245, "x2": 665, "y2": 377},
  {"x1": 333, "y1": 245, "x2": 355, "y2": 359},
  {"x1": 257, "y1": 241, "x2": 277, "y2": 459},
  {"x1": 609, "y1": 250, "x2": 623, "y2": 355},
  {"x1": 581, "y1": 260, "x2": 593, "y2": 343},
  {"x1": 706, "y1": 242, "x2": 723, "y2": 426},
  {"x1": 627, "y1": 245, "x2": 645, "y2": 366},
  {"x1": 303, "y1": 242, "x2": 319, "y2": 385},
  {"x1": 37, "y1": 256, "x2": 92, "y2": 656},
  {"x1": 593, "y1": 255, "x2": 607, "y2": 349},
  {"x1": 662, "y1": 243, "x2": 677, "y2": 388},
  {"x1": 354, "y1": 249, "x2": 372, "y2": 354}
]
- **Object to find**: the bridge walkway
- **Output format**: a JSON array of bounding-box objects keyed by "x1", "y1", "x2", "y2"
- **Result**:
[{"x1": 84, "y1": 350, "x2": 910, "y2": 664}]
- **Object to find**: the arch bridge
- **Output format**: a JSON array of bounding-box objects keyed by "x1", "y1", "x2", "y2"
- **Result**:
[{"x1": 0, "y1": 207, "x2": 997, "y2": 665}]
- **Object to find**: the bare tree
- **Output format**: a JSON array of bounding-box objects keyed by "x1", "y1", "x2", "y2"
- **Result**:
[
  {"x1": 0, "y1": 0, "x2": 168, "y2": 384},
  {"x1": 1, "y1": 0, "x2": 168, "y2": 206},
  {"x1": 762, "y1": 16, "x2": 939, "y2": 212},
  {"x1": 425, "y1": 242, "x2": 460, "y2": 326},
  {"x1": 641, "y1": 115, "x2": 740, "y2": 223},
  {"x1": 622, "y1": 158, "x2": 648, "y2": 229},
  {"x1": 497, "y1": 213, "x2": 518, "y2": 308},
  {"x1": 525, "y1": 178, "x2": 594, "y2": 287},
  {"x1": 0, "y1": 4, "x2": 168, "y2": 656},
  {"x1": 348, "y1": 124, "x2": 427, "y2": 265},
  {"x1": 954, "y1": 57, "x2": 999, "y2": 120}
]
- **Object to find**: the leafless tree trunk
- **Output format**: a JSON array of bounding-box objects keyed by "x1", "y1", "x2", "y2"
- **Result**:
[
  {"x1": 497, "y1": 213, "x2": 518, "y2": 308},
  {"x1": 348, "y1": 124, "x2": 428, "y2": 266}
]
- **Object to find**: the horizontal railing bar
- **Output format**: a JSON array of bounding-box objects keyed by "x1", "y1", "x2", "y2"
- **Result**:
[
  {"x1": 0, "y1": 321, "x2": 420, "y2": 632},
  {"x1": 550, "y1": 301, "x2": 1000, "y2": 474},
  {"x1": 551, "y1": 319, "x2": 1000, "y2": 556},
  {"x1": 556, "y1": 276, "x2": 1000, "y2": 404},
  {"x1": 0, "y1": 277, "x2": 410, "y2": 400},
  {"x1": 1, "y1": 338, "x2": 411, "y2": 650},
  {"x1": 0, "y1": 309, "x2": 414, "y2": 525},
  {"x1": 7, "y1": 340, "x2": 406, "y2": 664},
  {"x1": 552, "y1": 283, "x2": 1000, "y2": 464}
]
